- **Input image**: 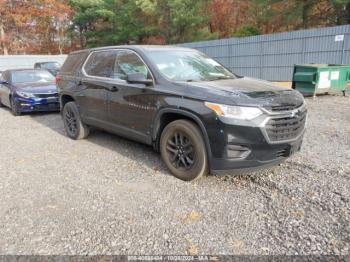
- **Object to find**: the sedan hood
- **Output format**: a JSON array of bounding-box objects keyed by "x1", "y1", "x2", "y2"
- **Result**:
[
  {"x1": 183, "y1": 77, "x2": 304, "y2": 108},
  {"x1": 13, "y1": 82, "x2": 57, "y2": 94}
]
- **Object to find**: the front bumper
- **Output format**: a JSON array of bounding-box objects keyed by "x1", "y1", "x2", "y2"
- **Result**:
[
  {"x1": 211, "y1": 136, "x2": 303, "y2": 174},
  {"x1": 207, "y1": 104, "x2": 307, "y2": 174},
  {"x1": 14, "y1": 96, "x2": 60, "y2": 112}
]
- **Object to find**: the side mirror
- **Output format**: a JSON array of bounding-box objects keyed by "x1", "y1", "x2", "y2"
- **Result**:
[{"x1": 127, "y1": 73, "x2": 153, "y2": 85}]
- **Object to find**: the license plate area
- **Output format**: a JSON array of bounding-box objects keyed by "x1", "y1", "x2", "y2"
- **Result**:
[{"x1": 47, "y1": 97, "x2": 59, "y2": 103}]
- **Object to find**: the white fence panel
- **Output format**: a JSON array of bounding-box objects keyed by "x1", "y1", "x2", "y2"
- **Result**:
[{"x1": 0, "y1": 55, "x2": 67, "y2": 71}]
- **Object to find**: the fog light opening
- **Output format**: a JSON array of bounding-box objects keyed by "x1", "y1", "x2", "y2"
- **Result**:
[{"x1": 227, "y1": 145, "x2": 251, "y2": 159}]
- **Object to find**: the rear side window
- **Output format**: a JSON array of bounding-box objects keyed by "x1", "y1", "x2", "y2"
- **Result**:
[
  {"x1": 60, "y1": 52, "x2": 89, "y2": 75},
  {"x1": 84, "y1": 50, "x2": 118, "y2": 78}
]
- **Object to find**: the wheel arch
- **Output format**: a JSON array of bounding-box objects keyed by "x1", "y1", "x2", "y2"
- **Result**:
[
  {"x1": 60, "y1": 94, "x2": 75, "y2": 110},
  {"x1": 152, "y1": 108, "x2": 212, "y2": 168}
]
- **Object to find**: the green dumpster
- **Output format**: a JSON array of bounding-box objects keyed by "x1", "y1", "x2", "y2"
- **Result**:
[{"x1": 292, "y1": 64, "x2": 350, "y2": 96}]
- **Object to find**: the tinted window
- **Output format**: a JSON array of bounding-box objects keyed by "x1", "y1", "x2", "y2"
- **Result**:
[
  {"x1": 41, "y1": 62, "x2": 61, "y2": 70},
  {"x1": 84, "y1": 50, "x2": 118, "y2": 78},
  {"x1": 11, "y1": 70, "x2": 55, "y2": 84},
  {"x1": 60, "y1": 52, "x2": 89, "y2": 75},
  {"x1": 114, "y1": 51, "x2": 149, "y2": 80}
]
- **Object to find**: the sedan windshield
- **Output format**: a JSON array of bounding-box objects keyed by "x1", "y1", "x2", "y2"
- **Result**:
[
  {"x1": 11, "y1": 70, "x2": 55, "y2": 84},
  {"x1": 147, "y1": 50, "x2": 235, "y2": 82}
]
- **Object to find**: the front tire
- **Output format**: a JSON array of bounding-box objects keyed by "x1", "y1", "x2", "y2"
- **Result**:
[
  {"x1": 10, "y1": 97, "x2": 21, "y2": 116},
  {"x1": 160, "y1": 119, "x2": 208, "y2": 181},
  {"x1": 62, "y1": 101, "x2": 89, "y2": 140}
]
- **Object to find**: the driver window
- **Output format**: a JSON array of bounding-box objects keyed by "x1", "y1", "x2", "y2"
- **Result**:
[{"x1": 113, "y1": 51, "x2": 150, "y2": 80}]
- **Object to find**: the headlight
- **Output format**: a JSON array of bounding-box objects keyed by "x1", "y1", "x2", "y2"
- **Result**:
[
  {"x1": 16, "y1": 91, "x2": 35, "y2": 98},
  {"x1": 205, "y1": 102, "x2": 262, "y2": 120}
]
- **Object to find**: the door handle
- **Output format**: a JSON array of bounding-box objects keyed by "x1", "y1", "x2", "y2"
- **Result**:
[{"x1": 107, "y1": 86, "x2": 119, "y2": 92}]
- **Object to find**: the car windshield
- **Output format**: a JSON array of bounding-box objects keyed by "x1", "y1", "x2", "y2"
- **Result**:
[
  {"x1": 11, "y1": 70, "x2": 55, "y2": 84},
  {"x1": 147, "y1": 50, "x2": 235, "y2": 82},
  {"x1": 41, "y1": 62, "x2": 60, "y2": 70}
]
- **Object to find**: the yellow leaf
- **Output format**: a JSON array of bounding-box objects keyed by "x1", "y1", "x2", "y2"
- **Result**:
[
  {"x1": 261, "y1": 247, "x2": 269, "y2": 252},
  {"x1": 187, "y1": 244, "x2": 199, "y2": 255},
  {"x1": 182, "y1": 211, "x2": 201, "y2": 224}
]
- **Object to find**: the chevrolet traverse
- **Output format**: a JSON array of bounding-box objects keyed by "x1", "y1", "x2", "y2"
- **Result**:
[{"x1": 57, "y1": 46, "x2": 307, "y2": 181}]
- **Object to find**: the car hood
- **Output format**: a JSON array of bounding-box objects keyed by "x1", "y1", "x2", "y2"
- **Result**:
[
  {"x1": 13, "y1": 82, "x2": 57, "y2": 94},
  {"x1": 182, "y1": 77, "x2": 304, "y2": 107}
]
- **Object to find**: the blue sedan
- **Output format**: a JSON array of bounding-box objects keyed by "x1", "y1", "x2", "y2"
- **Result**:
[{"x1": 0, "y1": 69, "x2": 60, "y2": 116}]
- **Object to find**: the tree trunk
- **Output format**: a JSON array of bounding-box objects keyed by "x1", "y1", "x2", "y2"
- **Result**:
[
  {"x1": 299, "y1": 0, "x2": 316, "y2": 29},
  {"x1": 79, "y1": 27, "x2": 86, "y2": 48},
  {"x1": 0, "y1": 22, "x2": 8, "y2": 55},
  {"x1": 302, "y1": 3, "x2": 309, "y2": 29}
]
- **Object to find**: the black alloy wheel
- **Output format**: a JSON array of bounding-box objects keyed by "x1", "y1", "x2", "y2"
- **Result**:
[
  {"x1": 62, "y1": 101, "x2": 90, "y2": 140},
  {"x1": 166, "y1": 131, "x2": 195, "y2": 170},
  {"x1": 64, "y1": 107, "x2": 78, "y2": 137},
  {"x1": 160, "y1": 119, "x2": 208, "y2": 181}
]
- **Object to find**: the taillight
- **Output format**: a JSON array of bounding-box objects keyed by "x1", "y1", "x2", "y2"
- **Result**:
[{"x1": 55, "y1": 75, "x2": 62, "y2": 83}]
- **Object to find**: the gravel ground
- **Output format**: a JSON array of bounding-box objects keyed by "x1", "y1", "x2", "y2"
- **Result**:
[{"x1": 0, "y1": 95, "x2": 349, "y2": 255}]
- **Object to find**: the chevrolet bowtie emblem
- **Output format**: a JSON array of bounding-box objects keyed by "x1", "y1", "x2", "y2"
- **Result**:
[{"x1": 290, "y1": 109, "x2": 299, "y2": 117}]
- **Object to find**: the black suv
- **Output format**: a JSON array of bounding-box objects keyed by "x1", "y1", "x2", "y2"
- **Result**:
[{"x1": 57, "y1": 46, "x2": 306, "y2": 181}]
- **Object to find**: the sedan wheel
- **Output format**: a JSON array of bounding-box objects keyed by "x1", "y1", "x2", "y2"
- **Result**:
[{"x1": 10, "y1": 98, "x2": 21, "y2": 116}]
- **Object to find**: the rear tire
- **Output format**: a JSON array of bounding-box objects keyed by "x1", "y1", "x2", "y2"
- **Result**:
[
  {"x1": 62, "y1": 101, "x2": 89, "y2": 140},
  {"x1": 160, "y1": 119, "x2": 208, "y2": 181}
]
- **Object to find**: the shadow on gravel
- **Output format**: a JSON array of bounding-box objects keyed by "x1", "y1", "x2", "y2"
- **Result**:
[
  {"x1": 29, "y1": 111, "x2": 170, "y2": 175},
  {"x1": 2, "y1": 107, "x2": 274, "y2": 181},
  {"x1": 87, "y1": 130, "x2": 169, "y2": 174},
  {"x1": 29, "y1": 111, "x2": 67, "y2": 136}
]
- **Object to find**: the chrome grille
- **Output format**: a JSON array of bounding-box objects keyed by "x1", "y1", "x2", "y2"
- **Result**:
[
  {"x1": 266, "y1": 103, "x2": 303, "y2": 112},
  {"x1": 265, "y1": 107, "x2": 307, "y2": 142}
]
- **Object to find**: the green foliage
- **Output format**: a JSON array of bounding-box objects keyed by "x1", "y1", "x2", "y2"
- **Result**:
[
  {"x1": 70, "y1": 0, "x2": 216, "y2": 47},
  {"x1": 69, "y1": 0, "x2": 350, "y2": 48},
  {"x1": 234, "y1": 26, "x2": 261, "y2": 37},
  {"x1": 70, "y1": 0, "x2": 162, "y2": 47},
  {"x1": 329, "y1": 0, "x2": 350, "y2": 24}
]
